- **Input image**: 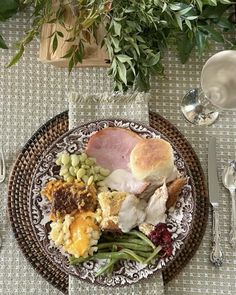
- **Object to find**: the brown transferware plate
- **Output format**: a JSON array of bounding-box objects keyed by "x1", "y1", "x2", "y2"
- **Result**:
[{"x1": 8, "y1": 111, "x2": 209, "y2": 294}]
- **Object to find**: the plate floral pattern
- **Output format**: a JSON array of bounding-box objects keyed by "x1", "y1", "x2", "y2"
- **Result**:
[{"x1": 30, "y1": 119, "x2": 194, "y2": 286}]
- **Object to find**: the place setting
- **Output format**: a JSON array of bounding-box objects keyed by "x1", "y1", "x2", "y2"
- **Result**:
[
  {"x1": 0, "y1": 1, "x2": 236, "y2": 295},
  {"x1": 7, "y1": 91, "x2": 209, "y2": 294}
]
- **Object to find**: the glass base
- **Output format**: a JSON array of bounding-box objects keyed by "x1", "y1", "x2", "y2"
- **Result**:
[{"x1": 181, "y1": 89, "x2": 220, "y2": 126}]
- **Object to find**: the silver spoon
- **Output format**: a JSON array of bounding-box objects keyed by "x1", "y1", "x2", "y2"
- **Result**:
[{"x1": 222, "y1": 161, "x2": 236, "y2": 247}]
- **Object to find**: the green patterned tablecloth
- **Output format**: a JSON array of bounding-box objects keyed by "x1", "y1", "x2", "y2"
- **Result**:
[{"x1": 0, "y1": 12, "x2": 236, "y2": 295}]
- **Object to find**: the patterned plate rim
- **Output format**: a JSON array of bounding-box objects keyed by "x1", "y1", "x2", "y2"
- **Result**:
[{"x1": 29, "y1": 118, "x2": 197, "y2": 286}]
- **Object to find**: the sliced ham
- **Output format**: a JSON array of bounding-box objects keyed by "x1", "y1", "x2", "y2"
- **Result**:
[
  {"x1": 104, "y1": 169, "x2": 149, "y2": 194},
  {"x1": 86, "y1": 127, "x2": 141, "y2": 171}
]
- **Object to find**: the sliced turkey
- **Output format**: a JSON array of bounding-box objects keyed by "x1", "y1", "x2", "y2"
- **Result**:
[
  {"x1": 86, "y1": 127, "x2": 141, "y2": 171},
  {"x1": 144, "y1": 182, "x2": 168, "y2": 225},
  {"x1": 104, "y1": 169, "x2": 149, "y2": 194},
  {"x1": 118, "y1": 194, "x2": 147, "y2": 233}
]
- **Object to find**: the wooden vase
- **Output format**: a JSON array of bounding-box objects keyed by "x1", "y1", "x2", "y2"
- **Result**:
[{"x1": 39, "y1": 1, "x2": 109, "y2": 68}]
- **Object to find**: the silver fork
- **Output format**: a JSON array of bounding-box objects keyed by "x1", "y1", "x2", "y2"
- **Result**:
[{"x1": 0, "y1": 146, "x2": 6, "y2": 183}]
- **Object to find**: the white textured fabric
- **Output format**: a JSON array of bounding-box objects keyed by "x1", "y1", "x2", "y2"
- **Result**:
[
  {"x1": 68, "y1": 91, "x2": 150, "y2": 129},
  {"x1": 0, "y1": 10, "x2": 235, "y2": 295}
]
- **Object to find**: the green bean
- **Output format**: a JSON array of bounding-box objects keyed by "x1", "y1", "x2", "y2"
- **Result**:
[
  {"x1": 93, "y1": 252, "x2": 132, "y2": 260},
  {"x1": 144, "y1": 246, "x2": 162, "y2": 264},
  {"x1": 103, "y1": 236, "x2": 150, "y2": 246},
  {"x1": 69, "y1": 256, "x2": 91, "y2": 265},
  {"x1": 120, "y1": 249, "x2": 145, "y2": 264},
  {"x1": 69, "y1": 252, "x2": 129, "y2": 265},
  {"x1": 135, "y1": 251, "x2": 152, "y2": 258},
  {"x1": 95, "y1": 259, "x2": 118, "y2": 277},
  {"x1": 97, "y1": 242, "x2": 152, "y2": 252},
  {"x1": 127, "y1": 230, "x2": 156, "y2": 249},
  {"x1": 107, "y1": 261, "x2": 115, "y2": 277},
  {"x1": 107, "y1": 245, "x2": 117, "y2": 276}
]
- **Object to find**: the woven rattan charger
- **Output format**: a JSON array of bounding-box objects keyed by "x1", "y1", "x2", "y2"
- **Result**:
[{"x1": 8, "y1": 111, "x2": 209, "y2": 294}]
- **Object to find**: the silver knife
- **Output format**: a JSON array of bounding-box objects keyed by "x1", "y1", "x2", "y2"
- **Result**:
[{"x1": 208, "y1": 137, "x2": 223, "y2": 266}]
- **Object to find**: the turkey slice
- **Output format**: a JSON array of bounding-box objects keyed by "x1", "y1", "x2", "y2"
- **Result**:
[
  {"x1": 144, "y1": 182, "x2": 168, "y2": 225},
  {"x1": 104, "y1": 169, "x2": 149, "y2": 194},
  {"x1": 118, "y1": 194, "x2": 147, "y2": 233}
]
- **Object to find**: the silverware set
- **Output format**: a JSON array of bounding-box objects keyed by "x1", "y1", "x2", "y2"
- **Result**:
[{"x1": 208, "y1": 137, "x2": 236, "y2": 267}]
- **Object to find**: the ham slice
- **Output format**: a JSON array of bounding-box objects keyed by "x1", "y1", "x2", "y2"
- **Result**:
[{"x1": 86, "y1": 127, "x2": 141, "y2": 171}]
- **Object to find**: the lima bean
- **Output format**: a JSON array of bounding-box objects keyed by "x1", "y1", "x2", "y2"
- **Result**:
[
  {"x1": 85, "y1": 158, "x2": 96, "y2": 166},
  {"x1": 97, "y1": 181, "x2": 105, "y2": 187},
  {"x1": 99, "y1": 168, "x2": 110, "y2": 177},
  {"x1": 66, "y1": 176, "x2": 75, "y2": 183},
  {"x1": 63, "y1": 173, "x2": 70, "y2": 180},
  {"x1": 94, "y1": 166, "x2": 100, "y2": 173},
  {"x1": 96, "y1": 174, "x2": 105, "y2": 181},
  {"x1": 76, "y1": 168, "x2": 86, "y2": 179},
  {"x1": 61, "y1": 153, "x2": 70, "y2": 165},
  {"x1": 81, "y1": 164, "x2": 90, "y2": 170},
  {"x1": 80, "y1": 153, "x2": 87, "y2": 162},
  {"x1": 69, "y1": 167, "x2": 76, "y2": 176},
  {"x1": 71, "y1": 154, "x2": 80, "y2": 167},
  {"x1": 55, "y1": 158, "x2": 62, "y2": 166},
  {"x1": 60, "y1": 167, "x2": 68, "y2": 176}
]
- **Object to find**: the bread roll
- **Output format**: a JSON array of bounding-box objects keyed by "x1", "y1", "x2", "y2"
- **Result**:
[{"x1": 130, "y1": 138, "x2": 174, "y2": 182}]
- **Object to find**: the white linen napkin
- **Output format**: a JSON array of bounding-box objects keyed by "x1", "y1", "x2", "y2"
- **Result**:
[{"x1": 67, "y1": 91, "x2": 164, "y2": 295}]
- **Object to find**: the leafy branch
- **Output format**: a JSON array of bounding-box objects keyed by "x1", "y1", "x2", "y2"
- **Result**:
[{"x1": 2, "y1": 0, "x2": 236, "y2": 91}]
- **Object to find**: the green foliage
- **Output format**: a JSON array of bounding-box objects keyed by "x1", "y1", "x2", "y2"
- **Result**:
[
  {"x1": 0, "y1": 0, "x2": 19, "y2": 21},
  {"x1": 104, "y1": 0, "x2": 235, "y2": 91},
  {"x1": 3, "y1": 0, "x2": 236, "y2": 91},
  {"x1": 0, "y1": 0, "x2": 20, "y2": 49}
]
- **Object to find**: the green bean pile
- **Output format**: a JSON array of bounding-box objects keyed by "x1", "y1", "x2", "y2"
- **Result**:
[
  {"x1": 56, "y1": 152, "x2": 110, "y2": 188},
  {"x1": 69, "y1": 230, "x2": 162, "y2": 277}
]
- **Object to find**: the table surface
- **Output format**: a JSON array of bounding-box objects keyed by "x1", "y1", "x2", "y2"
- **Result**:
[{"x1": 0, "y1": 12, "x2": 236, "y2": 295}]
